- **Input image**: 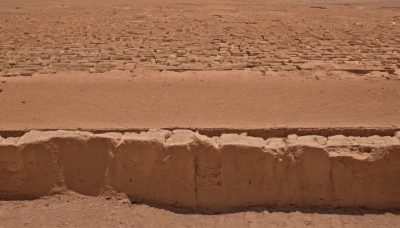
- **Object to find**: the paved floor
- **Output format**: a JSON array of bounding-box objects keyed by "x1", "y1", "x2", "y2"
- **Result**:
[{"x1": 0, "y1": 0, "x2": 399, "y2": 76}]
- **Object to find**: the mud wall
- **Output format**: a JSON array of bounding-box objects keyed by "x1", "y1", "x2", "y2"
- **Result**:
[{"x1": 1, "y1": 130, "x2": 400, "y2": 212}]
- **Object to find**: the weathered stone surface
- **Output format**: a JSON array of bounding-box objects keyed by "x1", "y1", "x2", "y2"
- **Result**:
[
  {"x1": 1, "y1": 130, "x2": 400, "y2": 212},
  {"x1": 0, "y1": 2, "x2": 398, "y2": 75}
]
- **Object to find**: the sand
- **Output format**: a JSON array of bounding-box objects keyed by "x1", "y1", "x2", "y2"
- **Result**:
[
  {"x1": 0, "y1": 70, "x2": 399, "y2": 130},
  {"x1": 0, "y1": 193, "x2": 399, "y2": 228},
  {"x1": 1, "y1": 0, "x2": 400, "y2": 226}
]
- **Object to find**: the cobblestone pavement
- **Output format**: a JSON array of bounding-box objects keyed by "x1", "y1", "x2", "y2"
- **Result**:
[{"x1": 0, "y1": 0, "x2": 399, "y2": 76}]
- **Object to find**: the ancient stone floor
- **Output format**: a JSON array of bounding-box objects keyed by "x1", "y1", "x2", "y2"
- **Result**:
[{"x1": 0, "y1": 0, "x2": 399, "y2": 76}]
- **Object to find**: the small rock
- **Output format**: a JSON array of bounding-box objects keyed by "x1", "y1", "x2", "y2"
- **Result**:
[
  {"x1": 1, "y1": 72, "x2": 18, "y2": 77},
  {"x1": 7, "y1": 60, "x2": 17, "y2": 66},
  {"x1": 176, "y1": 50, "x2": 186, "y2": 57},
  {"x1": 296, "y1": 63, "x2": 316, "y2": 70},
  {"x1": 118, "y1": 198, "x2": 130, "y2": 204},
  {"x1": 20, "y1": 71, "x2": 34, "y2": 76}
]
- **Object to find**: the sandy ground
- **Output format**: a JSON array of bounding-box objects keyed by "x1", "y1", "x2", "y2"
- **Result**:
[
  {"x1": 0, "y1": 0, "x2": 399, "y2": 130},
  {"x1": 0, "y1": 70, "x2": 399, "y2": 130},
  {"x1": 0, "y1": 193, "x2": 399, "y2": 228},
  {"x1": 1, "y1": 0, "x2": 400, "y2": 226}
]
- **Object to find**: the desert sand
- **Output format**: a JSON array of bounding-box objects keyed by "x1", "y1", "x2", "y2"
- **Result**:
[
  {"x1": 0, "y1": 0, "x2": 400, "y2": 226},
  {"x1": 1, "y1": 193, "x2": 400, "y2": 228},
  {"x1": 0, "y1": 70, "x2": 399, "y2": 131}
]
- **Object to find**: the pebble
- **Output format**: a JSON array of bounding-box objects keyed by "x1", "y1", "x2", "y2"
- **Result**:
[{"x1": 20, "y1": 71, "x2": 34, "y2": 76}]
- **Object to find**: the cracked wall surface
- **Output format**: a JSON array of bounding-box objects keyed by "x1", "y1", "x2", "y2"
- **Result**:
[{"x1": 1, "y1": 130, "x2": 400, "y2": 212}]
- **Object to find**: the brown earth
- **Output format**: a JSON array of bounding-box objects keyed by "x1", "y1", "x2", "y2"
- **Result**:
[
  {"x1": 0, "y1": 193, "x2": 400, "y2": 228},
  {"x1": 1, "y1": 0, "x2": 400, "y2": 226},
  {"x1": 0, "y1": 70, "x2": 399, "y2": 130}
]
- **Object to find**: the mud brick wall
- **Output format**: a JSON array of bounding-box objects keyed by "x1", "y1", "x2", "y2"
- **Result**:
[{"x1": 1, "y1": 130, "x2": 399, "y2": 212}]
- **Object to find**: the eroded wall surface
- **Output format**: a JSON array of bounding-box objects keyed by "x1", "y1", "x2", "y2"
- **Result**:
[{"x1": 1, "y1": 130, "x2": 399, "y2": 212}]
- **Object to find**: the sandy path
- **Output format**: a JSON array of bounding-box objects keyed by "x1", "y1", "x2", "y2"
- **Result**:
[
  {"x1": 0, "y1": 70, "x2": 399, "y2": 130},
  {"x1": 0, "y1": 193, "x2": 399, "y2": 228}
]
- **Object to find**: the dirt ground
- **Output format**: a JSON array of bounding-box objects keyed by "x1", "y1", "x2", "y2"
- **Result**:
[
  {"x1": 0, "y1": 0, "x2": 399, "y2": 131},
  {"x1": 0, "y1": 0, "x2": 399, "y2": 129},
  {"x1": 0, "y1": 70, "x2": 399, "y2": 130},
  {"x1": 0, "y1": 193, "x2": 399, "y2": 228},
  {"x1": 1, "y1": 0, "x2": 400, "y2": 226}
]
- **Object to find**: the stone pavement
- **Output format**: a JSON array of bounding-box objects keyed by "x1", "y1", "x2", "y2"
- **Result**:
[{"x1": 0, "y1": 0, "x2": 399, "y2": 76}]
